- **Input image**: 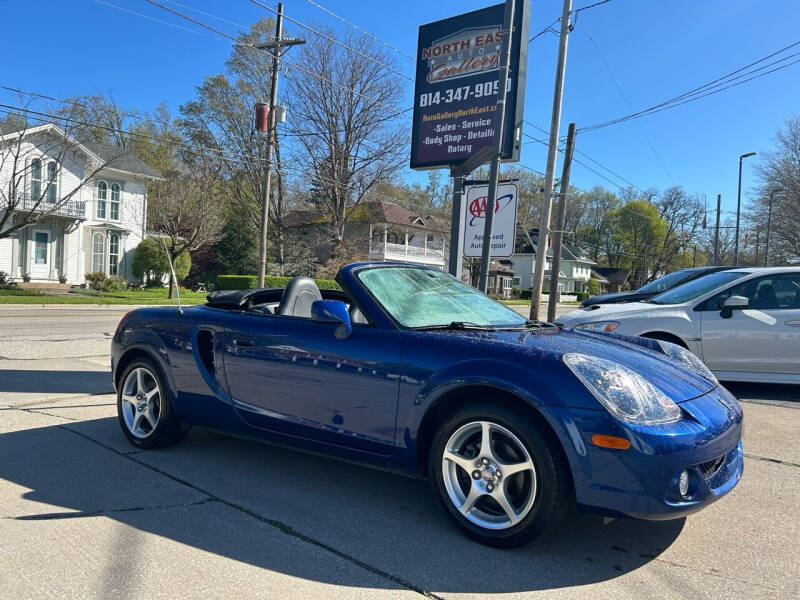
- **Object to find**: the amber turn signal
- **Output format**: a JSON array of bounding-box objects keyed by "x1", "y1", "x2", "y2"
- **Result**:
[{"x1": 591, "y1": 434, "x2": 631, "y2": 450}]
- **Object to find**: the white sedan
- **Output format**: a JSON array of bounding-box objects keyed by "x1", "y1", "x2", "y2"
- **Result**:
[{"x1": 558, "y1": 267, "x2": 800, "y2": 383}]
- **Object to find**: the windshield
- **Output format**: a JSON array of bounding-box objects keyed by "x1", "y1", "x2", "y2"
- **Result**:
[
  {"x1": 650, "y1": 271, "x2": 747, "y2": 305},
  {"x1": 637, "y1": 269, "x2": 698, "y2": 293},
  {"x1": 357, "y1": 266, "x2": 527, "y2": 328}
]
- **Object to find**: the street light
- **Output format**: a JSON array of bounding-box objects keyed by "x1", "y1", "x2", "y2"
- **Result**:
[
  {"x1": 764, "y1": 188, "x2": 782, "y2": 267},
  {"x1": 734, "y1": 151, "x2": 756, "y2": 267}
]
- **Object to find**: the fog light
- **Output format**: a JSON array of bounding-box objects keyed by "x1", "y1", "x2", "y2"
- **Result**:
[{"x1": 679, "y1": 470, "x2": 690, "y2": 497}]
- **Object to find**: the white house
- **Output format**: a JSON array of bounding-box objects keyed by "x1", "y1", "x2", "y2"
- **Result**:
[
  {"x1": 508, "y1": 228, "x2": 595, "y2": 293},
  {"x1": 0, "y1": 124, "x2": 161, "y2": 285}
]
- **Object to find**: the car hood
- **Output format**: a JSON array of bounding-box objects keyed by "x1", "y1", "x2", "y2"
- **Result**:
[
  {"x1": 557, "y1": 301, "x2": 673, "y2": 326},
  {"x1": 582, "y1": 291, "x2": 651, "y2": 306},
  {"x1": 443, "y1": 326, "x2": 715, "y2": 403}
]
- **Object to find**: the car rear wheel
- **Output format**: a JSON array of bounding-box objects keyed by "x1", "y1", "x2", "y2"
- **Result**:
[
  {"x1": 428, "y1": 403, "x2": 570, "y2": 547},
  {"x1": 117, "y1": 358, "x2": 188, "y2": 449}
]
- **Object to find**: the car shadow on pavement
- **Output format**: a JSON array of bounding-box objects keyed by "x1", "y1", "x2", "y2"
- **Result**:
[
  {"x1": 0, "y1": 369, "x2": 112, "y2": 395},
  {"x1": 0, "y1": 417, "x2": 685, "y2": 594},
  {"x1": 722, "y1": 381, "x2": 800, "y2": 403}
]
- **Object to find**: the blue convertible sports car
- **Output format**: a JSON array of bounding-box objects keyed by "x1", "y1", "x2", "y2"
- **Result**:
[{"x1": 112, "y1": 262, "x2": 743, "y2": 547}]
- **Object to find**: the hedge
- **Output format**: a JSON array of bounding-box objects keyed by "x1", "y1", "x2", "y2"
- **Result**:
[{"x1": 216, "y1": 274, "x2": 340, "y2": 291}]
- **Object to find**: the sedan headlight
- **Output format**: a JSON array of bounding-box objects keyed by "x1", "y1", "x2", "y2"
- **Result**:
[
  {"x1": 563, "y1": 353, "x2": 682, "y2": 425},
  {"x1": 573, "y1": 320, "x2": 620, "y2": 333},
  {"x1": 656, "y1": 340, "x2": 717, "y2": 383}
]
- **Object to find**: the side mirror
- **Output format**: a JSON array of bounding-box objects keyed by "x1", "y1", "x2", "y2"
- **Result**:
[
  {"x1": 721, "y1": 295, "x2": 748, "y2": 319},
  {"x1": 311, "y1": 300, "x2": 352, "y2": 339}
]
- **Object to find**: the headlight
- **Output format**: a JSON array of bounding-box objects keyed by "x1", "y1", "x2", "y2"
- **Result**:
[
  {"x1": 563, "y1": 353, "x2": 682, "y2": 425},
  {"x1": 656, "y1": 340, "x2": 717, "y2": 383},
  {"x1": 573, "y1": 320, "x2": 620, "y2": 332}
]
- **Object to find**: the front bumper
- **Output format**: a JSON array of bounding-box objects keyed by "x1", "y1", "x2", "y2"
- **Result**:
[{"x1": 541, "y1": 385, "x2": 744, "y2": 520}]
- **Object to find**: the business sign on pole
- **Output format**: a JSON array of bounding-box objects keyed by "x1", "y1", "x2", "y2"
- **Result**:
[
  {"x1": 410, "y1": 1, "x2": 530, "y2": 170},
  {"x1": 462, "y1": 182, "x2": 518, "y2": 257}
]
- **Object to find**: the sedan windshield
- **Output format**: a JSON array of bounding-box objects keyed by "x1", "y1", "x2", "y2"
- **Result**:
[
  {"x1": 637, "y1": 269, "x2": 698, "y2": 293},
  {"x1": 357, "y1": 266, "x2": 527, "y2": 328},
  {"x1": 650, "y1": 271, "x2": 747, "y2": 305}
]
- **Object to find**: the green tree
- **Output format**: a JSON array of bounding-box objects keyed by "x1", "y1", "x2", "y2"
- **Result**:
[{"x1": 132, "y1": 237, "x2": 190, "y2": 286}]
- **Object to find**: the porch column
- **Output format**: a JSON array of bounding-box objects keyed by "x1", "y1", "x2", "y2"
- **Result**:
[
  {"x1": 383, "y1": 225, "x2": 388, "y2": 262},
  {"x1": 49, "y1": 225, "x2": 58, "y2": 279},
  {"x1": 61, "y1": 228, "x2": 68, "y2": 282},
  {"x1": 368, "y1": 223, "x2": 373, "y2": 254},
  {"x1": 404, "y1": 228, "x2": 409, "y2": 259},
  {"x1": 423, "y1": 233, "x2": 428, "y2": 261},
  {"x1": 10, "y1": 229, "x2": 19, "y2": 278}
]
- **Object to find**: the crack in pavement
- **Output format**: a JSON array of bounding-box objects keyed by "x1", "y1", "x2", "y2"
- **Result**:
[
  {"x1": 0, "y1": 403, "x2": 116, "y2": 411},
  {"x1": 0, "y1": 354, "x2": 111, "y2": 361},
  {"x1": 743, "y1": 452, "x2": 800, "y2": 468},
  {"x1": 5, "y1": 497, "x2": 215, "y2": 521},
  {"x1": 8, "y1": 407, "x2": 446, "y2": 600},
  {"x1": 1, "y1": 393, "x2": 114, "y2": 409},
  {"x1": 647, "y1": 554, "x2": 784, "y2": 594}
]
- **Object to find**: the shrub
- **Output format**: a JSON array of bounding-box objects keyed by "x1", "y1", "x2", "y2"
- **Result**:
[
  {"x1": 105, "y1": 277, "x2": 129, "y2": 292},
  {"x1": 133, "y1": 238, "x2": 191, "y2": 286},
  {"x1": 216, "y1": 274, "x2": 340, "y2": 291},
  {"x1": 587, "y1": 278, "x2": 601, "y2": 296},
  {"x1": 84, "y1": 271, "x2": 108, "y2": 291},
  {"x1": 575, "y1": 291, "x2": 589, "y2": 302},
  {"x1": 519, "y1": 288, "x2": 532, "y2": 300},
  {"x1": 0, "y1": 271, "x2": 20, "y2": 290}
]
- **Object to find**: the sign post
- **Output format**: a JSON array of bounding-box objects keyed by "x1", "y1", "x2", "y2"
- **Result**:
[{"x1": 411, "y1": 1, "x2": 530, "y2": 281}]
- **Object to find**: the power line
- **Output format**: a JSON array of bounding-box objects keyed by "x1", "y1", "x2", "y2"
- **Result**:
[
  {"x1": 92, "y1": 0, "x2": 220, "y2": 40},
  {"x1": 303, "y1": 0, "x2": 414, "y2": 61},
  {"x1": 246, "y1": 0, "x2": 414, "y2": 82},
  {"x1": 587, "y1": 33, "x2": 674, "y2": 183},
  {"x1": 139, "y1": 0, "x2": 412, "y2": 121},
  {"x1": 529, "y1": 0, "x2": 613, "y2": 43},
  {"x1": 580, "y1": 39, "x2": 800, "y2": 133}
]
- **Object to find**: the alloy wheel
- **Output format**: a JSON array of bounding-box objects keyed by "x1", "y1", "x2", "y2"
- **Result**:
[
  {"x1": 120, "y1": 367, "x2": 161, "y2": 439},
  {"x1": 441, "y1": 420, "x2": 538, "y2": 530}
]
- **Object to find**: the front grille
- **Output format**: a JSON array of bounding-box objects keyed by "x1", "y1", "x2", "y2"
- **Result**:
[{"x1": 697, "y1": 455, "x2": 725, "y2": 480}]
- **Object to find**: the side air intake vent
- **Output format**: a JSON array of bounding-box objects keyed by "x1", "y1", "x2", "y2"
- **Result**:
[{"x1": 197, "y1": 330, "x2": 215, "y2": 375}]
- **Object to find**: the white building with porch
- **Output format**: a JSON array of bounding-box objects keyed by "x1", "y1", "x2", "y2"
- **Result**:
[{"x1": 0, "y1": 124, "x2": 161, "y2": 285}]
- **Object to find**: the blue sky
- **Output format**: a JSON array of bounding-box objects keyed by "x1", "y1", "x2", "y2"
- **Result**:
[{"x1": 3, "y1": 0, "x2": 799, "y2": 221}]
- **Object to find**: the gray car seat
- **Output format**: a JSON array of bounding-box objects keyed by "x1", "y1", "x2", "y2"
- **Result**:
[{"x1": 277, "y1": 276, "x2": 322, "y2": 318}]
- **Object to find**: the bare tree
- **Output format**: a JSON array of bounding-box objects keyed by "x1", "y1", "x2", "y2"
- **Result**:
[
  {"x1": 148, "y1": 158, "x2": 225, "y2": 297},
  {"x1": 0, "y1": 115, "x2": 127, "y2": 241},
  {"x1": 285, "y1": 27, "x2": 407, "y2": 257},
  {"x1": 650, "y1": 186, "x2": 705, "y2": 276},
  {"x1": 750, "y1": 116, "x2": 800, "y2": 264}
]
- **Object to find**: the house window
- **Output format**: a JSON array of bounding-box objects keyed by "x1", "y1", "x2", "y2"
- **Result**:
[
  {"x1": 97, "y1": 181, "x2": 107, "y2": 219},
  {"x1": 512, "y1": 276, "x2": 521, "y2": 288},
  {"x1": 109, "y1": 234, "x2": 119, "y2": 276},
  {"x1": 31, "y1": 158, "x2": 42, "y2": 198},
  {"x1": 46, "y1": 161, "x2": 58, "y2": 203},
  {"x1": 92, "y1": 233, "x2": 105, "y2": 273},
  {"x1": 388, "y1": 233, "x2": 399, "y2": 244},
  {"x1": 110, "y1": 183, "x2": 120, "y2": 220},
  {"x1": 502, "y1": 276, "x2": 512, "y2": 290}
]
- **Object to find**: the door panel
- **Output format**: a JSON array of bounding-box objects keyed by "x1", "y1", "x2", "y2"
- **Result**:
[
  {"x1": 31, "y1": 231, "x2": 50, "y2": 278},
  {"x1": 699, "y1": 274, "x2": 800, "y2": 374},
  {"x1": 222, "y1": 313, "x2": 402, "y2": 454}
]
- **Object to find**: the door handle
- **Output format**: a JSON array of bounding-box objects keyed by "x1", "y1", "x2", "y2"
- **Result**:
[
  {"x1": 785, "y1": 320, "x2": 800, "y2": 327},
  {"x1": 233, "y1": 337, "x2": 255, "y2": 347}
]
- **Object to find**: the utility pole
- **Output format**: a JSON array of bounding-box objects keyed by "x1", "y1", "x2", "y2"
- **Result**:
[
  {"x1": 529, "y1": 0, "x2": 571, "y2": 319},
  {"x1": 477, "y1": 0, "x2": 517, "y2": 292},
  {"x1": 754, "y1": 230, "x2": 760, "y2": 266},
  {"x1": 713, "y1": 194, "x2": 721, "y2": 265},
  {"x1": 547, "y1": 122, "x2": 575, "y2": 322},
  {"x1": 764, "y1": 188, "x2": 782, "y2": 267},
  {"x1": 255, "y1": 3, "x2": 305, "y2": 287},
  {"x1": 734, "y1": 151, "x2": 756, "y2": 267}
]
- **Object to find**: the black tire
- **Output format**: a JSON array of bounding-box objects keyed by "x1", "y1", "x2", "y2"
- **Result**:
[
  {"x1": 641, "y1": 331, "x2": 688, "y2": 349},
  {"x1": 116, "y1": 357, "x2": 189, "y2": 449},
  {"x1": 428, "y1": 403, "x2": 571, "y2": 548}
]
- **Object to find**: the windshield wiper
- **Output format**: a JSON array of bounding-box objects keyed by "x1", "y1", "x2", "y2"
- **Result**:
[{"x1": 413, "y1": 321, "x2": 496, "y2": 331}]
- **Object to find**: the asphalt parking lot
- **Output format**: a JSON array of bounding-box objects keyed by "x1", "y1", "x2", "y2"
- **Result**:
[{"x1": 0, "y1": 306, "x2": 798, "y2": 599}]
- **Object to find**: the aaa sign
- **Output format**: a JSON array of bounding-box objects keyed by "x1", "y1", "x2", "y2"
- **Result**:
[{"x1": 462, "y1": 182, "x2": 518, "y2": 258}]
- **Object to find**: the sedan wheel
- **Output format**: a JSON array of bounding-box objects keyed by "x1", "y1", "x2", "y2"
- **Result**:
[
  {"x1": 442, "y1": 421, "x2": 537, "y2": 530},
  {"x1": 120, "y1": 367, "x2": 162, "y2": 439}
]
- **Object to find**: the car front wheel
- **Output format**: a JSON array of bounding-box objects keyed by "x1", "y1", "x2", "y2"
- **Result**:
[{"x1": 428, "y1": 403, "x2": 571, "y2": 547}]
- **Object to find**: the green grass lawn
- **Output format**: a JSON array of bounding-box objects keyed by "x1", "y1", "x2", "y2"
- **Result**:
[{"x1": 0, "y1": 287, "x2": 207, "y2": 305}]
